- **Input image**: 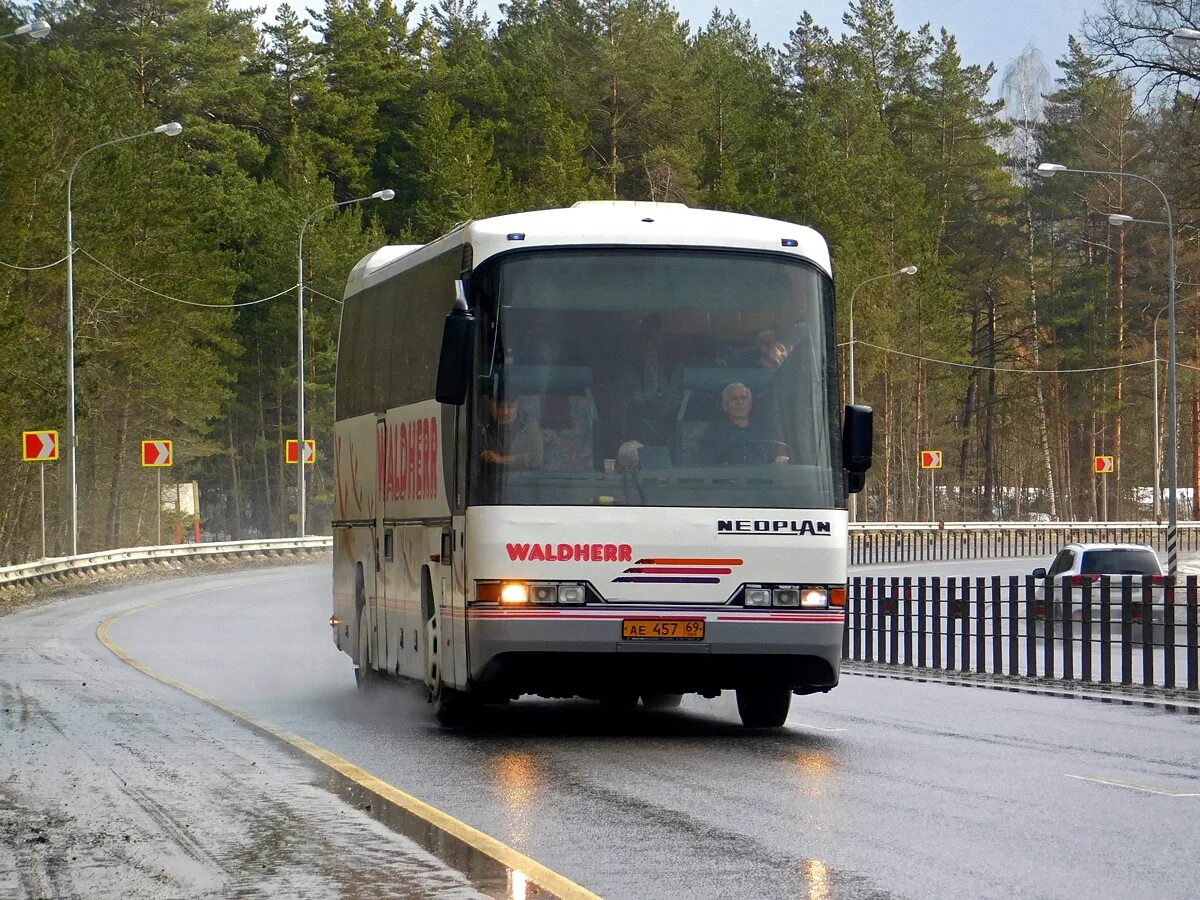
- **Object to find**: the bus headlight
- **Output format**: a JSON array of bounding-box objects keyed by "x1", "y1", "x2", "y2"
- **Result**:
[
  {"x1": 558, "y1": 583, "x2": 585, "y2": 604},
  {"x1": 745, "y1": 588, "x2": 773, "y2": 607},
  {"x1": 477, "y1": 581, "x2": 590, "y2": 605},
  {"x1": 800, "y1": 587, "x2": 829, "y2": 608},
  {"x1": 531, "y1": 584, "x2": 558, "y2": 604},
  {"x1": 500, "y1": 582, "x2": 529, "y2": 605},
  {"x1": 772, "y1": 588, "x2": 800, "y2": 607}
]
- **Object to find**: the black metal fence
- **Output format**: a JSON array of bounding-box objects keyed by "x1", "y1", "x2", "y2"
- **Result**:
[
  {"x1": 850, "y1": 523, "x2": 1200, "y2": 565},
  {"x1": 844, "y1": 575, "x2": 1200, "y2": 692}
]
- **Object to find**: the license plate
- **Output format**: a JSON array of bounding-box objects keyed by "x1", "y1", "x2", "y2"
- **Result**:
[{"x1": 622, "y1": 619, "x2": 705, "y2": 640}]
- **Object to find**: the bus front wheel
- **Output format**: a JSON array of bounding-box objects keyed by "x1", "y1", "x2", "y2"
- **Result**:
[{"x1": 735, "y1": 687, "x2": 791, "y2": 728}]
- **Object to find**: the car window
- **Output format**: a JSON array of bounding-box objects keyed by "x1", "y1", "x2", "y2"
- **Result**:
[
  {"x1": 1080, "y1": 549, "x2": 1161, "y2": 576},
  {"x1": 1047, "y1": 550, "x2": 1074, "y2": 577}
]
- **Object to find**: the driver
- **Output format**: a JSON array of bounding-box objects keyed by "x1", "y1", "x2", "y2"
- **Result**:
[
  {"x1": 700, "y1": 382, "x2": 789, "y2": 466},
  {"x1": 480, "y1": 395, "x2": 543, "y2": 469}
]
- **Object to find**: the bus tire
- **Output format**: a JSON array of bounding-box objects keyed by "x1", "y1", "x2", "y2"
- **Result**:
[
  {"x1": 641, "y1": 693, "x2": 684, "y2": 710},
  {"x1": 431, "y1": 679, "x2": 477, "y2": 726},
  {"x1": 354, "y1": 615, "x2": 385, "y2": 693},
  {"x1": 735, "y1": 687, "x2": 791, "y2": 728}
]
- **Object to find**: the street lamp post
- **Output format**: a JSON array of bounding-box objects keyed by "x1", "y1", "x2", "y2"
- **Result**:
[
  {"x1": 296, "y1": 188, "x2": 394, "y2": 537},
  {"x1": 1040, "y1": 162, "x2": 1178, "y2": 574},
  {"x1": 1, "y1": 18, "x2": 50, "y2": 40},
  {"x1": 65, "y1": 122, "x2": 183, "y2": 555},
  {"x1": 1109, "y1": 213, "x2": 1180, "y2": 522},
  {"x1": 846, "y1": 265, "x2": 918, "y2": 522}
]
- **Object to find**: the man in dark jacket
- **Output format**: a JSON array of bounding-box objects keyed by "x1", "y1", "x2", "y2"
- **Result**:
[{"x1": 700, "y1": 382, "x2": 789, "y2": 466}]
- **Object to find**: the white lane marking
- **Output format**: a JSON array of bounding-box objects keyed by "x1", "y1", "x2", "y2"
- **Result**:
[
  {"x1": 1065, "y1": 774, "x2": 1200, "y2": 797},
  {"x1": 793, "y1": 722, "x2": 848, "y2": 732}
]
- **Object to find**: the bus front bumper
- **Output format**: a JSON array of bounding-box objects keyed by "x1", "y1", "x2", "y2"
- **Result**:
[{"x1": 465, "y1": 607, "x2": 844, "y2": 697}]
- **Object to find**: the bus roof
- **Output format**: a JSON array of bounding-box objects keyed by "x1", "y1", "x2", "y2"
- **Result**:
[{"x1": 344, "y1": 202, "x2": 832, "y2": 299}]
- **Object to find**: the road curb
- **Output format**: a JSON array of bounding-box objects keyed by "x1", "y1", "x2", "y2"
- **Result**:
[{"x1": 844, "y1": 660, "x2": 1200, "y2": 712}]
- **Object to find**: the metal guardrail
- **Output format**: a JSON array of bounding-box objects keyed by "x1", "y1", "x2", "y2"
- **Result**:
[
  {"x1": 4, "y1": 521, "x2": 1197, "y2": 589},
  {"x1": 0, "y1": 536, "x2": 332, "y2": 591},
  {"x1": 845, "y1": 574, "x2": 1200, "y2": 694},
  {"x1": 851, "y1": 522, "x2": 1200, "y2": 564}
]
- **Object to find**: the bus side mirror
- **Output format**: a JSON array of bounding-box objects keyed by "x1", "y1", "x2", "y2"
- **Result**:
[
  {"x1": 436, "y1": 294, "x2": 474, "y2": 405},
  {"x1": 843, "y1": 404, "x2": 873, "y2": 494}
]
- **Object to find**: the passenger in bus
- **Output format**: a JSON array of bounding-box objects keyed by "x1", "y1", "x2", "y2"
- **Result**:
[
  {"x1": 480, "y1": 395, "x2": 544, "y2": 469},
  {"x1": 756, "y1": 330, "x2": 791, "y2": 369},
  {"x1": 726, "y1": 329, "x2": 792, "y2": 370},
  {"x1": 700, "y1": 382, "x2": 789, "y2": 466}
]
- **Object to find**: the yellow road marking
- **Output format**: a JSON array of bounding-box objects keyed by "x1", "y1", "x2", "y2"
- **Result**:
[
  {"x1": 1065, "y1": 774, "x2": 1200, "y2": 797},
  {"x1": 98, "y1": 598, "x2": 600, "y2": 900}
]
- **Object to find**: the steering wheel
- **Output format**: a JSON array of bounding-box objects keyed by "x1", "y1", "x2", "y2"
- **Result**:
[{"x1": 719, "y1": 440, "x2": 791, "y2": 465}]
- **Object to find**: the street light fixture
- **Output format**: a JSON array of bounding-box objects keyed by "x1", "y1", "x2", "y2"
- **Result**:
[
  {"x1": 1, "y1": 18, "x2": 51, "y2": 40},
  {"x1": 296, "y1": 188, "x2": 394, "y2": 536},
  {"x1": 846, "y1": 264, "x2": 918, "y2": 522},
  {"x1": 65, "y1": 122, "x2": 183, "y2": 555},
  {"x1": 1173, "y1": 27, "x2": 1200, "y2": 44},
  {"x1": 1040, "y1": 161, "x2": 1179, "y2": 573}
]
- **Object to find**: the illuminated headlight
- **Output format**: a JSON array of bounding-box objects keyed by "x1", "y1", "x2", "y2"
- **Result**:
[
  {"x1": 745, "y1": 588, "x2": 773, "y2": 607},
  {"x1": 500, "y1": 582, "x2": 529, "y2": 605},
  {"x1": 773, "y1": 588, "x2": 801, "y2": 607},
  {"x1": 531, "y1": 584, "x2": 558, "y2": 604},
  {"x1": 800, "y1": 587, "x2": 830, "y2": 609},
  {"x1": 558, "y1": 583, "x2": 585, "y2": 605}
]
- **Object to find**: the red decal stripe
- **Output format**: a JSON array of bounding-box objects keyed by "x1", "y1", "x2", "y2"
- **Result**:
[
  {"x1": 622, "y1": 567, "x2": 733, "y2": 575},
  {"x1": 635, "y1": 558, "x2": 743, "y2": 566}
]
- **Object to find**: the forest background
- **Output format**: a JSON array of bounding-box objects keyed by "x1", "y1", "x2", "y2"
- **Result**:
[{"x1": 2, "y1": 0, "x2": 1199, "y2": 562}]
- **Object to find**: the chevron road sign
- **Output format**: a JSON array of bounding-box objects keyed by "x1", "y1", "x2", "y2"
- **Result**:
[
  {"x1": 920, "y1": 450, "x2": 942, "y2": 469},
  {"x1": 1094, "y1": 455, "x2": 1114, "y2": 475},
  {"x1": 22, "y1": 430, "x2": 58, "y2": 461},
  {"x1": 141, "y1": 440, "x2": 173, "y2": 467},
  {"x1": 286, "y1": 439, "x2": 315, "y2": 465},
  {"x1": 23, "y1": 430, "x2": 59, "y2": 557}
]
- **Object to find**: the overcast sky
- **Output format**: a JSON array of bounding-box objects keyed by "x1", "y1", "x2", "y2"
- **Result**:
[{"x1": 234, "y1": 0, "x2": 1102, "y2": 92}]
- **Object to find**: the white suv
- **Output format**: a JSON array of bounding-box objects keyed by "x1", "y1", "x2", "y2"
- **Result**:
[{"x1": 1032, "y1": 542, "x2": 1166, "y2": 631}]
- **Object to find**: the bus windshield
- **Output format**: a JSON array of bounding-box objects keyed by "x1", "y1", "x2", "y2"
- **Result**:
[{"x1": 469, "y1": 248, "x2": 841, "y2": 509}]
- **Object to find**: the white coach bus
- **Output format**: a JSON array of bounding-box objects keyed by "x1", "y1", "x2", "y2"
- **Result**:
[{"x1": 331, "y1": 201, "x2": 872, "y2": 727}]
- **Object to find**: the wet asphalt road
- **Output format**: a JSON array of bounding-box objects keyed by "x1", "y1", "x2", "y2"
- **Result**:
[
  {"x1": 100, "y1": 563, "x2": 1200, "y2": 900},
  {"x1": 0, "y1": 573, "x2": 489, "y2": 900}
]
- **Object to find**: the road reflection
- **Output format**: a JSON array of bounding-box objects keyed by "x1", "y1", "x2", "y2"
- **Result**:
[
  {"x1": 804, "y1": 859, "x2": 831, "y2": 900},
  {"x1": 508, "y1": 869, "x2": 529, "y2": 900},
  {"x1": 490, "y1": 751, "x2": 543, "y2": 843},
  {"x1": 793, "y1": 750, "x2": 837, "y2": 776}
]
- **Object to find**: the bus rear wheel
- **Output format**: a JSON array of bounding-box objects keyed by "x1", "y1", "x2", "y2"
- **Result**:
[
  {"x1": 735, "y1": 687, "x2": 791, "y2": 728},
  {"x1": 354, "y1": 616, "x2": 385, "y2": 693},
  {"x1": 432, "y1": 679, "x2": 477, "y2": 726}
]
